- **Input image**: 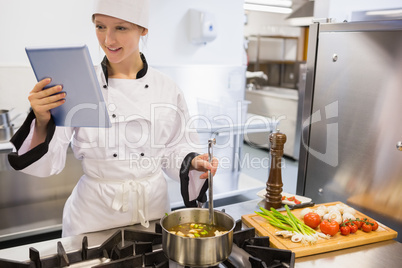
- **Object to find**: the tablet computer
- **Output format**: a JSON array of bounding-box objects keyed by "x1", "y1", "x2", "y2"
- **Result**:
[{"x1": 25, "y1": 44, "x2": 111, "y2": 128}]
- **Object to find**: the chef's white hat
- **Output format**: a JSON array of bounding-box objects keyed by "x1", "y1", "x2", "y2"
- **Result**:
[{"x1": 92, "y1": 0, "x2": 149, "y2": 29}]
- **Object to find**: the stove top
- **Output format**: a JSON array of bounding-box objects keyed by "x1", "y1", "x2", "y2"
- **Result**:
[{"x1": 0, "y1": 218, "x2": 294, "y2": 268}]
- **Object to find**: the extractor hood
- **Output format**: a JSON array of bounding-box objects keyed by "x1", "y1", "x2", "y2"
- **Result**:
[{"x1": 286, "y1": 0, "x2": 314, "y2": 26}]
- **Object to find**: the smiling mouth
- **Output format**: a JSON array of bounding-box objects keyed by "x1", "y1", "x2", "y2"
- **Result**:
[{"x1": 107, "y1": 47, "x2": 121, "y2": 52}]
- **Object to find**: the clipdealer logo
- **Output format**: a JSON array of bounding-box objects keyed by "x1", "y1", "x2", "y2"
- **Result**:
[
  {"x1": 302, "y1": 101, "x2": 339, "y2": 167},
  {"x1": 62, "y1": 100, "x2": 302, "y2": 171},
  {"x1": 61, "y1": 100, "x2": 339, "y2": 168}
]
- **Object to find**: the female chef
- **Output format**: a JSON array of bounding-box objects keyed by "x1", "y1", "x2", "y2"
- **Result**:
[{"x1": 8, "y1": 0, "x2": 218, "y2": 237}]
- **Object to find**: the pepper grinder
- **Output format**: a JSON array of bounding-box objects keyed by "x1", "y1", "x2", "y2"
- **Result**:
[{"x1": 265, "y1": 130, "x2": 287, "y2": 209}]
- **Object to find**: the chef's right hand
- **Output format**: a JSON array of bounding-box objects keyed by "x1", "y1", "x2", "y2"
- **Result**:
[{"x1": 28, "y1": 78, "x2": 65, "y2": 127}]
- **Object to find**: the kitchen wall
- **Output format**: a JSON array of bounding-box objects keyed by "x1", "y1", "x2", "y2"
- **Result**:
[
  {"x1": 145, "y1": 0, "x2": 244, "y2": 66},
  {"x1": 145, "y1": 0, "x2": 246, "y2": 119},
  {"x1": 0, "y1": 0, "x2": 95, "y2": 115},
  {"x1": 0, "y1": 0, "x2": 244, "y2": 66},
  {"x1": 0, "y1": 0, "x2": 97, "y2": 65},
  {"x1": 0, "y1": 0, "x2": 245, "y2": 114}
]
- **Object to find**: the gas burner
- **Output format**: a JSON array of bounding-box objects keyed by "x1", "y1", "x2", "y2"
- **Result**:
[
  {"x1": 0, "y1": 219, "x2": 294, "y2": 268},
  {"x1": 0, "y1": 229, "x2": 163, "y2": 268}
]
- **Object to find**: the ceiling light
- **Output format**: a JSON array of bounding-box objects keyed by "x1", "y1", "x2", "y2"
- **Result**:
[
  {"x1": 244, "y1": 0, "x2": 292, "y2": 8},
  {"x1": 244, "y1": 3, "x2": 292, "y2": 14}
]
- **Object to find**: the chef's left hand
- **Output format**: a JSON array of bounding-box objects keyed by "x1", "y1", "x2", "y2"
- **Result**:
[{"x1": 191, "y1": 153, "x2": 219, "y2": 179}]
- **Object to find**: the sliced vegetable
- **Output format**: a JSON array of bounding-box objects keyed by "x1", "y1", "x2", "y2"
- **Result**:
[
  {"x1": 291, "y1": 233, "x2": 303, "y2": 243},
  {"x1": 275, "y1": 230, "x2": 293, "y2": 238},
  {"x1": 281, "y1": 195, "x2": 302, "y2": 204}
]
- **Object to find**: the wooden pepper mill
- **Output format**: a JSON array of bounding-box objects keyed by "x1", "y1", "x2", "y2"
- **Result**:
[{"x1": 265, "y1": 130, "x2": 287, "y2": 209}]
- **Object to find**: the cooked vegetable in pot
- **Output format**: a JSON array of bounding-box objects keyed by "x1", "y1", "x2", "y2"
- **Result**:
[{"x1": 168, "y1": 222, "x2": 228, "y2": 238}]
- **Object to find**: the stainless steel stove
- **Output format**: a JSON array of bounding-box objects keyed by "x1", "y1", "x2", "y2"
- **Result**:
[{"x1": 0, "y1": 217, "x2": 294, "y2": 268}]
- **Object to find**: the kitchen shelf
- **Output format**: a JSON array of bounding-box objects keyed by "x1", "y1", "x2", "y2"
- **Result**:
[
  {"x1": 246, "y1": 34, "x2": 302, "y2": 89},
  {"x1": 247, "y1": 35, "x2": 299, "y2": 66}
]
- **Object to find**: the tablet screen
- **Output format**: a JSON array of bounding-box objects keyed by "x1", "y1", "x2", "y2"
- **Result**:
[{"x1": 25, "y1": 44, "x2": 111, "y2": 128}]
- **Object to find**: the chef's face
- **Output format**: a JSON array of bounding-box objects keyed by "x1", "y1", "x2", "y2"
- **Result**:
[{"x1": 94, "y1": 14, "x2": 148, "y2": 65}]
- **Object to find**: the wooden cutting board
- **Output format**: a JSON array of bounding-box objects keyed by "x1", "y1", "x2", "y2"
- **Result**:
[{"x1": 242, "y1": 201, "x2": 398, "y2": 258}]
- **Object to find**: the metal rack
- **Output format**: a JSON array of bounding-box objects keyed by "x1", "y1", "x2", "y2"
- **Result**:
[{"x1": 247, "y1": 35, "x2": 301, "y2": 88}]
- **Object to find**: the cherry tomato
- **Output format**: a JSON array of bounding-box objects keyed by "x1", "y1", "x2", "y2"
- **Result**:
[
  {"x1": 362, "y1": 222, "x2": 373, "y2": 232},
  {"x1": 340, "y1": 225, "x2": 351, "y2": 235},
  {"x1": 294, "y1": 199, "x2": 301, "y2": 204},
  {"x1": 368, "y1": 220, "x2": 378, "y2": 231},
  {"x1": 353, "y1": 219, "x2": 363, "y2": 229},
  {"x1": 282, "y1": 196, "x2": 286, "y2": 200},
  {"x1": 320, "y1": 220, "x2": 339, "y2": 236},
  {"x1": 287, "y1": 196, "x2": 295, "y2": 201},
  {"x1": 304, "y1": 212, "x2": 321, "y2": 229},
  {"x1": 348, "y1": 223, "x2": 358, "y2": 233}
]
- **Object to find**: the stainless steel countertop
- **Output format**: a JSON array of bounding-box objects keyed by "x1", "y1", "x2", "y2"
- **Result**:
[{"x1": 0, "y1": 199, "x2": 401, "y2": 267}]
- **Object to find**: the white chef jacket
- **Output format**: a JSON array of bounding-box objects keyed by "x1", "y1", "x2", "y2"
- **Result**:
[{"x1": 13, "y1": 63, "x2": 206, "y2": 237}]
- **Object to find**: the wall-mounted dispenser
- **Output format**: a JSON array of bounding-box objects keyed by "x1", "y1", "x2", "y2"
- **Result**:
[{"x1": 188, "y1": 9, "x2": 217, "y2": 45}]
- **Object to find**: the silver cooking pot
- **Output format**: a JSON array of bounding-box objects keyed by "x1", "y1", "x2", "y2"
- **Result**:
[
  {"x1": 0, "y1": 109, "x2": 12, "y2": 126},
  {"x1": 0, "y1": 125, "x2": 14, "y2": 142},
  {"x1": 160, "y1": 208, "x2": 235, "y2": 267},
  {"x1": 0, "y1": 109, "x2": 14, "y2": 142}
]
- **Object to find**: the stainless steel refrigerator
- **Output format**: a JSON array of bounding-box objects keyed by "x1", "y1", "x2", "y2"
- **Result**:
[{"x1": 297, "y1": 19, "x2": 402, "y2": 241}]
